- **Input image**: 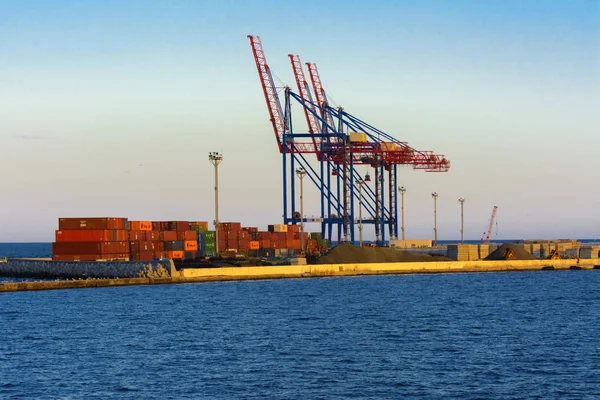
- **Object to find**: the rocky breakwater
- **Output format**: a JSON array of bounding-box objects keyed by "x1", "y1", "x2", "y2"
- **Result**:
[{"x1": 0, "y1": 259, "x2": 173, "y2": 280}]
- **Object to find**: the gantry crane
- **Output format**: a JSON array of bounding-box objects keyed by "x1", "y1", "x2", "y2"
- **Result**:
[{"x1": 248, "y1": 35, "x2": 450, "y2": 245}]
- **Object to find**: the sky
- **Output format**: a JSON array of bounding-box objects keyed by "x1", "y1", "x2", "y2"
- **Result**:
[{"x1": 0, "y1": 0, "x2": 598, "y2": 242}]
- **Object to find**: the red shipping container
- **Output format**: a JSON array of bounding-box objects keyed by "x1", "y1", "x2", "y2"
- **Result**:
[
  {"x1": 138, "y1": 241, "x2": 156, "y2": 252},
  {"x1": 237, "y1": 231, "x2": 250, "y2": 240},
  {"x1": 53, "y1": 241, "x2": 129, "y2": 255},
  {"x1": 58, "y1": 217, "x2": 127, "y2": 230},
  {"x1": 152, "y1": 222, "x2": 165, "y2": 231},
  {"x1": 146, "y1": 231, "x2": 160, "y2": 241},
  {"x1": 173, "y1": 221, "x2": 189, "y2": 232},
  {"x1": 138, "y1": 250, "x2": 154, "y2": 261},
  {"x1": 52, "y1": 253, "x2": 129, "y2": 261},
  {"x1": 219, "y1": 222, "x2": 242, "y2": 232},
  {"x1": 130, "y1": 242, "x2": 140, "y2": 253},
  {"x1": 160, "y1": 231, "x2": 178, "y2": 241},
  {"x1": 56, "y1": 230, "x2": 114, "y2": 242},
  {"x1": 153, "y1": 250, "x2": 169, "y2": 259},
  {"x1": 177, "y1": 231, "x2": 197, "y2": 241},
  {"x1": 129, "y1": 230, "x2": 146, "y2": 241}
]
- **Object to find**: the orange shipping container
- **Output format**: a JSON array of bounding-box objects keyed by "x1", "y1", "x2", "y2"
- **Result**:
[
  {"x1": 177, "y1": 231, "x2": 197, "y2": 241},
  {"x1": 129, "y1": 221, "x2": 153, "y2": 231},
  {"x1": 286, "y1": 239, "x2": 301, "y2": 249},
  {"x1": 167, "y1": 250, "x2": 184, "y2": 259},
  {"x1": 249, "y1": 241, "x2": 260, "y2": 250},
  {"x1": 184, "y1": 240, "x2": 198, "y2": 251}
]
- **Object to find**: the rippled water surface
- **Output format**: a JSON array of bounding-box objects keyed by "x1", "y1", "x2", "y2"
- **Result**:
[{"x1": 2, "y1": 270, "x2": 600, "y2": 399}]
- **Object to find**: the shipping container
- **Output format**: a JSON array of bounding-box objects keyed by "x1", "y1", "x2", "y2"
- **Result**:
[
  {"x1": 184, "y1": 240, "x2": 198, "y2": 251},
  {"x1": 164, "y1": 241, "x2": 184, "y2": 251},
  {"x1": 189, "y1": 221, "x2": 209, "y2": 232},
  {"x1": 55, "y1": 229, "x2": 128, "y2": 242},
  {"x1": 237, "y1": 231, "x2": 251, "y2": 240},
  {"x1": 249, "y1": 241, "x2": 260, "y2": 250},
  {"x1": 129, "y1": 230, "x2": 146, "y2": 241},
  {"x1": 167, "y1": 250, "x2": 184, "y2": 259},
  {"x1": 53, "y1": 241, "x2": 129, "y2": 255},
  {"x1": 152, "y1": 222, "x2": 167, "y2": 231},
  {"x1": 219, "y1": 222, "x2": 242, "y2": 232},
  {"x1": 310, "y1": 232, "x2": 323, "y2": 241},
  {"x1": 129, "y1": 221, "x2": 153, "y2": 231},
  {"x1": 204, "y1": 231, "x2": 215, "y2": 241},
  {"x1": 273, "y1": 224, "x2": 288, "y2": 233},
  {"x1": 52, "y1": 253, "x2": 129, "y2": 262},
  {"x1": 146, "y1": 231, "x2": 160, "y2": 241},
  {"x1": 165, "y1": 221, "x2": 190, "y2": 232},
  {"x1": 177, "y1": 230, "x2": 197, "y2": 241},
  {"x1": 58, "y1": 217, "x2": 128, "y2": 230},
  {"x1": 349, "y1": 131, "x2": 367, "y2": 143},
  {"x1": 160, "y1": 231, "x2": 178, "y2": 241}
]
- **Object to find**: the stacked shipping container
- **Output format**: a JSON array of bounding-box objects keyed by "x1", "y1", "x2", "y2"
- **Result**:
[
  {"x1": 52, "y1": 218, "x2": 329, "y2": 261},
  {"x1": 52, "y1": 218, "x2": 130, "y2": 261}
]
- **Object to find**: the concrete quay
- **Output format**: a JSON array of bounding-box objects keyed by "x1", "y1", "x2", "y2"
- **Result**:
[{"x1": 0, "y1": 258, "x2": 598, "y2": 292}]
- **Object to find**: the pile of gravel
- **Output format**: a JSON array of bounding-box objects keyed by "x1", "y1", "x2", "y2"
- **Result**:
[
  {"x1": 310, "y1": 243, "x2": 451, "y2": 264},
  {"x1": 484, "y1": 243, "x2": 536, "y2": 261}
]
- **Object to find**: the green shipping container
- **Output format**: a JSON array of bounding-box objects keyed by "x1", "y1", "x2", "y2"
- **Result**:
[
  {"x1": 191, "y1": 225, "x2": 205, "y2": 234},
  {"x1": 204, "y1": 231, "x2": 215, "y2": 241},
  {"x1": 310, "y1": 232, "x2": 323, "y2": 241}
]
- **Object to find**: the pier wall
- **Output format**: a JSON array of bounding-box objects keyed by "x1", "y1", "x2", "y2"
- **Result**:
[
  {"x1": 180, "y1": 259, "x2": 599, "y2": 279},
  {"x1": 0, "y1": 259, "x2": 174, "y2": 279}
]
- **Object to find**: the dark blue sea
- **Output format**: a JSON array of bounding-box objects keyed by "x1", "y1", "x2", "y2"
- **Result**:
[{"x1": 1, "y1": 243, "x2": 600, "y2": 399}]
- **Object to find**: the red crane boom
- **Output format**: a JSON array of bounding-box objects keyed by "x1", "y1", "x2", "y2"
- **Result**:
[
  {"x1": 288, "y1": 54, "x2": 320, "y2": 155},
  {"x1": 247, "y1": 35, "x2": 286, "y2": 152},
  {"x1": 481, "y1": 206, "x2": 498, "y2": 244}
]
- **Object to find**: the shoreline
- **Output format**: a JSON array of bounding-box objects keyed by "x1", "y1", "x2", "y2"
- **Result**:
[{"x1": 1, "y1": 259, "x2": 598, "y2": 292}]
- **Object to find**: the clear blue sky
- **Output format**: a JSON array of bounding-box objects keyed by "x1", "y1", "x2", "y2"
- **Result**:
[{"x1": 1, "y1": 0, "x2": 598, "y2": 242}]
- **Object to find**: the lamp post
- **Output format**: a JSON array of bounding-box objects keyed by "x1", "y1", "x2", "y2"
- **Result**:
[
  {"x1": 296, "y1": 167, "x2": 306, "y2": 255},
  {"x1": 356, "y1": 178, "x2": 365, "y2": 246},
  {"x1": 209, "y1": 152, "x2": 223, "y2": 255},
  {"x1": 399, "y1": 186, "x2": 406, "y2": 241},
  {"x1": 459, "y1": 198, "x2": 465, "y2": 244},
  {"x1": 432, "y1": 192, "x2": 438, "y2": 245}
]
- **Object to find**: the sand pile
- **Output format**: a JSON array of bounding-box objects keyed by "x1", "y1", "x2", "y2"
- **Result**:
[
  {"x1": 484, "y1": 243, "x2": 536, "y2": 261},
  {"x1": 310, "y1": 243, "x2": 451, "y2": 264}
]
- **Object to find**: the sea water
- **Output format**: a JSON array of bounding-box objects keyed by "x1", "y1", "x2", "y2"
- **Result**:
[{"x1": 1, "y1": 247, "x2": 599, "y2": 398}]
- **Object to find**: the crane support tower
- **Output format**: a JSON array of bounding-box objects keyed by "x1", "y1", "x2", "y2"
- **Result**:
[
  {"x1": 481, "y1": 206, "x2": 498, "y2": 244},
  {"x1": 248, "y1": 35, "x2": 451, "y2": 245}
]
